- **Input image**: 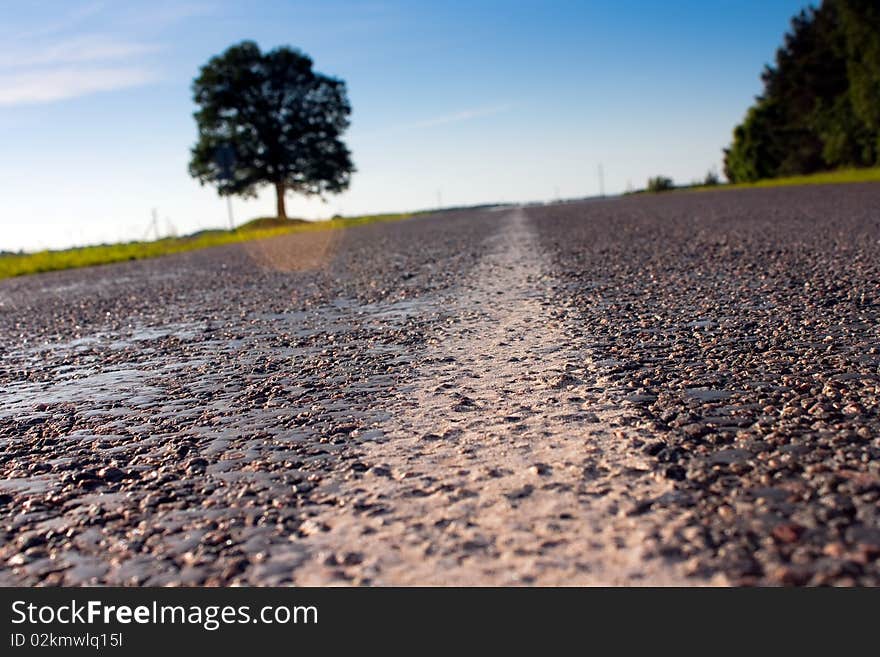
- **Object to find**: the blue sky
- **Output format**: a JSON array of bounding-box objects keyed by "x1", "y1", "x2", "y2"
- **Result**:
[{"x1": 1, "y1": 0, "x2": 810, "y2": 251}]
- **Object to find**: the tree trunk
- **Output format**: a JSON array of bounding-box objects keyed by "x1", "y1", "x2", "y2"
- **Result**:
[{"x1": 275, "y1": 181, "x2": 287, "y2": 220}]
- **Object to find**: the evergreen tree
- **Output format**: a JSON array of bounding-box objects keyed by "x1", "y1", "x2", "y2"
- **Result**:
[{"x1": 724, "y1": 1, "x2": 880, "y2": 182}]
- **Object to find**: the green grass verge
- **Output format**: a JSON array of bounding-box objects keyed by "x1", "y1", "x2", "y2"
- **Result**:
[
  {"x1": 690, "y1": 166, "x2": 880, "y2": 192},
  {"x1": 0, "y1": 212, "x2": 415, "y2": 280}
]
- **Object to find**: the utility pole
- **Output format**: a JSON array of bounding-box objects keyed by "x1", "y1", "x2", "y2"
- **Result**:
[
  {"x1": 143, "y1": 208, "x2": 160, "y2": 241},
  {"x1": 598, "y1": 164, "x2": 605, "y2": 197},
  {"x1": 226, "y1": 196, "x2": 235, "y2": 230}
]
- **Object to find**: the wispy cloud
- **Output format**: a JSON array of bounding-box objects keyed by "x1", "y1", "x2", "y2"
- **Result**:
[
  {"x1": 361, "y1": 103, "x2": 513, "y2": 138},
  {"x1": 0, "y1": 67, "x2": 157, "y2": 106},
  {"x1": 407, "y1": 104, "x2": 513, "y2": 130},
  {"x1": 0, "y1": 1, "x2": 208, "y2": 107},
  {"x1": 0, "y1": 37, "x2": 160, "y2": 70},
  {"x1": 116, "y1": 2, "x2": 214, "y2": 29},
  {"x1": 0, "y1": 1, "x2": 108, "y2": 42}
]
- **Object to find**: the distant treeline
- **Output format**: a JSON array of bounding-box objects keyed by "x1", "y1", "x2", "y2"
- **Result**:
[{"x1": 724, "y1": 0, "x2": 880, "y2": 183}]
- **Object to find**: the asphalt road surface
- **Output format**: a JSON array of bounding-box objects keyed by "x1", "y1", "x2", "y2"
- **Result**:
[{"x1": 2, "y1": 184, "x2": 879, "y2": 586}]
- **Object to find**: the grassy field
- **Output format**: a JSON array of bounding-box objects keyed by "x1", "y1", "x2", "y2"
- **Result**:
[
  {"x1": 0, "y1": 212, "x2": 415, "y2": 280},
  {"x1": 7, "y1": 165, "x2": 878, "y2": 280},
  {"x1": 690, "y1": 166, "x2": 880, "y2": 192}
]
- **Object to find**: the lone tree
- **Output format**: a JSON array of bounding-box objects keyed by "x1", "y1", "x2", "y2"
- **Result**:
[{"x1": 189, "y1": 41, "x2": 354, "y2": 220}]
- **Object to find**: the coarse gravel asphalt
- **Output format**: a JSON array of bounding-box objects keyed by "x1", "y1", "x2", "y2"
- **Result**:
[{"x1": 1, "y1": 183, "x2": 879, "y2": 585}]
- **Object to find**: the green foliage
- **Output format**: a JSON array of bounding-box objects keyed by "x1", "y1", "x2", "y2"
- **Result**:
[
  {"x1": 189, "y1": 41, "x2": 355, "y2": 218},
  {"x1": 0, "y1": 213, "x2": 413, "y2": 280},
  {"x1": 646, "y1": 175, "x2": 675, "y2": 192},
  {"x1": 693, "y1": 165, "x2": 880, "y2": 192},
  {"x1": 839, "y1": 0, "x2": 880, "y2": 160},
  {"x1": 703, "y1": 168, "x2": 721, "y2": 186},
  {"x1": 236, "y1": 216, "x2": 308, "y2": 231},
  {"x1": 724, "y1": 0, "x2": 880, "y2": 182}
]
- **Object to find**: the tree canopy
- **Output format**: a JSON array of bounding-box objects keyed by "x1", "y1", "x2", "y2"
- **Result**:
[
  {"x1": 724, "y1": 0, "x2": 880, "y2": 183},
  {"x1": 189, "y1": 41, "x2": 354, "y2": 219}
]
